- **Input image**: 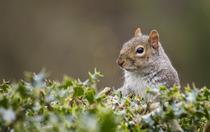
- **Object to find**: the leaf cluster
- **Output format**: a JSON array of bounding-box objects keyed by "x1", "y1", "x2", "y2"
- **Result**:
[{"x1": 0, "y1": 70, "x2": 209, "y2": 132}]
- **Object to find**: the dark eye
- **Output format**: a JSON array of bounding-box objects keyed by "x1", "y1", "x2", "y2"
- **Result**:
[{"x1": 136, "y1": 47, "x2": 144, "y2": 54}]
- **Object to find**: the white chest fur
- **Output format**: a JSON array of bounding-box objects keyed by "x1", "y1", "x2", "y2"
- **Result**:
[{"x1": 122, "y1": 71, "x2": 164, "y2": 97}]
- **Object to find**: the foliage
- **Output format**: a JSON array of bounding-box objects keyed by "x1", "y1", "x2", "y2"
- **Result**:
[{"x1": 0, "y1": 69, "x2": 209, "y2": 132}]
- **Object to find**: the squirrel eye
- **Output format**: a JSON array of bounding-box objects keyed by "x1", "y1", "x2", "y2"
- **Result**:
[{"x1": 136, "y1": 47, "x2": 144, "y2": 54}]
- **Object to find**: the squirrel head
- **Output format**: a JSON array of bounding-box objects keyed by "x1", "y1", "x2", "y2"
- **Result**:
[{"x1": 116, "y1": 27, "x2": 160, "y2": 72}]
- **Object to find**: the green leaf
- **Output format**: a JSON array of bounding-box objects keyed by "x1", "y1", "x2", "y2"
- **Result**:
[
  {"x1": 99, "y1": 110, "x2": 117, "y2": 132},
  {"x1": 73, "y1": 86, "x2": 84, "y2": 97},
  {"x1": 85, "y1": 87, "x2": 96, "y2": 104}
]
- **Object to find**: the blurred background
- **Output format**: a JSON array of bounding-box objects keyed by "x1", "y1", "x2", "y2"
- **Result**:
[{"x1": 0, "y1": 0, "x2": 210, "y2": 89}]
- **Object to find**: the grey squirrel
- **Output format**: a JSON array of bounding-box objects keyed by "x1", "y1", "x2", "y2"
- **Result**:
[
  {"x1": 116, "y1": 27, "x2": 183, "y2": 132},
  {"x1": 116, "y1": 27, "x2": 180, "y2": 98},
  {"x1": 116, "y1": 27, "x2": 210, "y2": 132}
]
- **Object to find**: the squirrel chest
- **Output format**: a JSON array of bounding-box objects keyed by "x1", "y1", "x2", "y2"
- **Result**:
[{"x1": 123, "y1": 70, "x2": 166, "y2": 97}]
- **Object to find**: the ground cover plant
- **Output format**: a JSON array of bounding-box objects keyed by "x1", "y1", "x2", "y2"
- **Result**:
[{"x1": 0, "y1": 69, "x2": 209, "y2": 132}]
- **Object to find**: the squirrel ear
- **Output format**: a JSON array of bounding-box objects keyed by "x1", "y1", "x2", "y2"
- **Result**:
[
  {"x1": 149, "y1": 30, "x2": 159, "y2": 49},
  {"x1": 134, "y1": 27, "x2": 142, "y2": 37}
]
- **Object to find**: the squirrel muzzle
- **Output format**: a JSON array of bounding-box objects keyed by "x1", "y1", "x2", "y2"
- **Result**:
[{"x1": 116, "y1": 58, "x2": 125, "y2": 67}]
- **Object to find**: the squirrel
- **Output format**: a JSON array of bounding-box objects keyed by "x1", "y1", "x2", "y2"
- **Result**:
[
  {"x1": 116, "y1": 27, "x2": 180, "y2": 98},
  {"x1": 116, "y1": 27, "x2": 183, "y2": 132}
]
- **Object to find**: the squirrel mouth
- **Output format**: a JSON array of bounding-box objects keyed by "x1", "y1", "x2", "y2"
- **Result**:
[{"x1": 123, "y1": 67, "x2": 137, "y2": 72}]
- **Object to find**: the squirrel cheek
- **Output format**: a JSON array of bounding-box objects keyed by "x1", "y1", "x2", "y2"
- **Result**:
[{"x1": 146, "y1": 56, "x2": 149, "y2": 61}]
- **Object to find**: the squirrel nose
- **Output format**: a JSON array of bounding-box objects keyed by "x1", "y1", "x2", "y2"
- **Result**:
[{"x1": 116, "y1": 58, "x2": 125, "y2": 67}]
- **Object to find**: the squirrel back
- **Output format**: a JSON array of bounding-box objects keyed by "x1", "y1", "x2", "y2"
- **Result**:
[{"x1": 116, "y1": 27, "x2": 180, "y2": 97}]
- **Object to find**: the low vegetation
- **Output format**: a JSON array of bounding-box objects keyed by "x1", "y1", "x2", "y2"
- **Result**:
[{"x1": 0, "y1": 69, "x2": 209, "y2": 132}]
